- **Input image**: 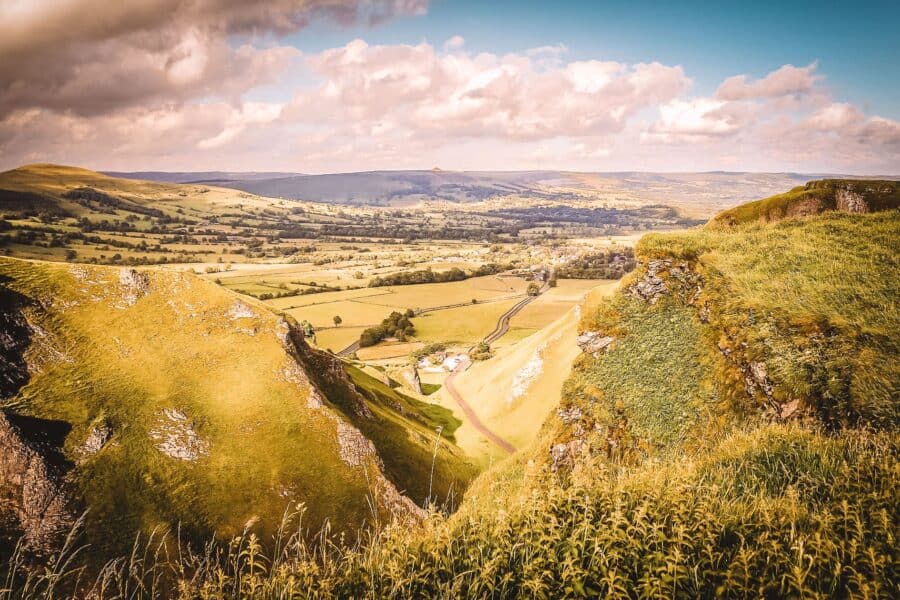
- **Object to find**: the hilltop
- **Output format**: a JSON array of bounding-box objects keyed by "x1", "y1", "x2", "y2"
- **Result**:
[{"x1": 0, "y1": 258, "x2": 474, "y2": 564}]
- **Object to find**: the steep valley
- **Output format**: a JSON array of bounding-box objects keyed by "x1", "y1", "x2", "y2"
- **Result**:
[{"x1": 0, "y1": 178, "x2": 897, "y2": 598}]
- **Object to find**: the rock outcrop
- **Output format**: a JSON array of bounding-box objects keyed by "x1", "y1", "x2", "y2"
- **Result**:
[
  {"x1": 150, "y1": 409, "x2": 209, "y2": 462},
  {"x1": 394, "y1": 365, "x2": 422, "y2": 395},
  {"x1": 0, "y1": 411, "x2": 74, "y2": 556},
  {"x1": 282, "y1": 323, "x2": 374, "y2": 420},
  {"x1": 627, "y1": 259, "x2": 703, "y2": 306},
  {"x1": 576, "y1": 331, "x2": 615, "y2": 356},
  {"x1": 0, "y1": 285, "x2": 32, "y2": 399},
  {"x1": 80, "y1": 420, "x2": 112, "y2": 457}
]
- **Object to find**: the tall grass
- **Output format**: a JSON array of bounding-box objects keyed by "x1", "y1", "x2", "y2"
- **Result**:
[{"x1": 2, "y1": 426, "x2": 895, "y2": 598}]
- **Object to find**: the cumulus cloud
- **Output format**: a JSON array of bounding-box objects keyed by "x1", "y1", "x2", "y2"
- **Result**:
[
  {"x1": 647, "y1": 99, "x2": 741, "y2": 140},
  {"x1": 287, "y1": 39, "x2": 690, "y2": 141},
  {"x1": 715, "y1": 63, "x2": 819, "y2": 101},
  {"x1": 0, "y1": 0, "x2": 426, "y2": 117}
]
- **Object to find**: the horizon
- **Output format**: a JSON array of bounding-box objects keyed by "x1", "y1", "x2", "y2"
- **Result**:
[
  {"x1": 9, "y1": 162, "x2": 900, "y2": 179},
  {"x1": 2, "y1": 1, "x2": 898, "y2": 174}
]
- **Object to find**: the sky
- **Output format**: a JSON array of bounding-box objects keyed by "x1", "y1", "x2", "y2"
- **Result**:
[{"x1": 0, "y1": 0, "x2": 898, "y2": 174}]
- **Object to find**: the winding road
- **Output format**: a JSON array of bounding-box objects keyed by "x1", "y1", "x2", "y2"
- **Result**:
[
  {"x1": 337, "y1": 270, "x2": 553, "y2": 454},
  {"x1": 447, "y1": 274, "x2": 552, "y2": 454}
]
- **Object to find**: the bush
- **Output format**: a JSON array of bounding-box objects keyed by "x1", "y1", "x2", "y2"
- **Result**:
[{"x1": 470, "y1": 342, "x2": 492, "y2": 361}]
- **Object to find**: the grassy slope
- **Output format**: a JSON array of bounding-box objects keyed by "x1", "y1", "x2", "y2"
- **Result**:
[
  {"x1": 0, "y1": 258, "x2": 473, "y2": 561},
  {"x1": 0, "y1": 164, "x2": 286, "y2": 218},
  {"x1": 638, "y1": 211, "x2": 899, "y2": 426}
]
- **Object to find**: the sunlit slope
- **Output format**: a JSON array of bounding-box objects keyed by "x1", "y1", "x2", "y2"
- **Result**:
[
  {"x1": 0, "y1": 258, "x2": 472, "y2": 561},
  {"x1": 0, "y1": 163, "x2": 289, "y2": 218}
]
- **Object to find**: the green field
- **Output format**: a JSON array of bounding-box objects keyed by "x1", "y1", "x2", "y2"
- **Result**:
[{"x1": 413, "y1": 298, "x2": 522, "y2": 346}]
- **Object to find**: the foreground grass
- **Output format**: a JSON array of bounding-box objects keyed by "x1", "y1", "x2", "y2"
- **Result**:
[{"x1": 2, "y1": 425, "x2": 895, "y2": 598}]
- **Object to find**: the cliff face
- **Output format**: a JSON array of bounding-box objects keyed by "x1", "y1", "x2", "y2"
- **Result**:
[
  {"x1": 0, "y1": 285, "x2": 32, "y2": 399},
  {"x1": 555, "y1": 207, "x2": 898, "y2": 475}
]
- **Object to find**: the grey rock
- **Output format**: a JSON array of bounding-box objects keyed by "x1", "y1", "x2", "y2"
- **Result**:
[
  {"x1": 150, "y1": 409, "x2": 209, "y2": 462},
  {"x1": 0, "y1": 412, "x2": 74, "y2": 556},
  {"x1": 81, "y1": 421, "x2": 112, "y2": 456},
  {"x1": 576, "y1": 331, "x2": 615, "y2": 356}
]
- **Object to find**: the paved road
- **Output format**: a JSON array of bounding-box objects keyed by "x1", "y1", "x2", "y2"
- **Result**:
[
  {"x1": 481, "y1": 289, "x2": 542, "y2": 346},
  {"x1": 447, "y1": 275, "x2": 552, "y2": 453},
  {"x1": 443, "y1": 357, "x2": 516, "y2": 454}
]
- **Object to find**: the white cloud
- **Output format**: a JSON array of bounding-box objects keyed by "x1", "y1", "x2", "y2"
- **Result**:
[
  {"x1": 289, "y1": 40, "x2": 690, "y2": 141},
  {"x1": 648, "y1": 98, "x2": 741, "y2": 139},
  {"x1": 444, "y1": 35, "x2": 465, "y2": 51},
  {"x1": 716, "y1": 63, "x2": 818, "y2": 100},
  {"x1": 0, "y1": 33, "x2": 898, "y2": 175}
]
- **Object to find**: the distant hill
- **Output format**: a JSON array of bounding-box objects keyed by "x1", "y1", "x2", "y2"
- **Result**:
[
  {"x1": 216, "y1": 170, "x2": 563, "y2": 205},
  {"x1": 132, "y1": 169, "x2": 891, "y2": 214},
  {"x1": 103, "y1": 170, "x2": 301, "y2": 184}
]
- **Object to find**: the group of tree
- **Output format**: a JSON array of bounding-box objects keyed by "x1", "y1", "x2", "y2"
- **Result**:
[
  {"x1": 556, "y1": 247, "x2": 637, "y2": 280},
  {"x1": 368, "y1": 262, "x2": 515, "y2": 288},
  {"x1": 359, "y1": 309, "x2": 416, "y2": 347}
]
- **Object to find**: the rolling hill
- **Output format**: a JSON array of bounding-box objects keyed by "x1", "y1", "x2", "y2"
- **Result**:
[
  {"x1": 206, "y1": 170, "x2": 563, "y2": 206},
  {"x1": 114, "y1": 168, "x2": 849, "y2": 213},
  {"x1": 103, "y1": 171, "x2": 301, "y2": 184},
  {"x1": 0, "y1": 258, "x2": 475, "y2": 565}
]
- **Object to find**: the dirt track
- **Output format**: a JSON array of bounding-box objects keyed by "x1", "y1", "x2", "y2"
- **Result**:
[{"x1": 443, "y1": 357, "x2": 516, "y2": 454}]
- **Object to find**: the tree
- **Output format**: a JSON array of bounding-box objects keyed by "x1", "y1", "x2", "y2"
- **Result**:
[
  {"x1": 333, "y1": 315, "x2": 343, "y2": 326},
  {"x1": 64, "y1": 249, "x2": 78, "y2": 261}
]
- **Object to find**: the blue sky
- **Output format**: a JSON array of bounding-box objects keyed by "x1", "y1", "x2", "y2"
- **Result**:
[
  {"x1": 289, "y1": 0, "x2": 900, "y2": 117},
  {"x1": 2, "y1": 0, "x2": 898, "y2": 173}
]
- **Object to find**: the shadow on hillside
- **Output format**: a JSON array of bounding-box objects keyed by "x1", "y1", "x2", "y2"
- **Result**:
[{"x1": 0, "y1": 275, "x2": 34, "y2": 400}]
